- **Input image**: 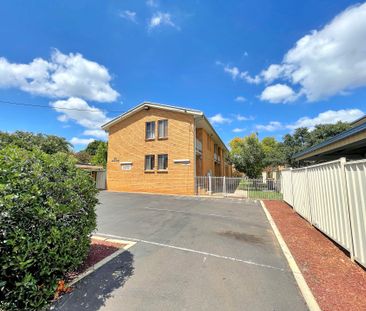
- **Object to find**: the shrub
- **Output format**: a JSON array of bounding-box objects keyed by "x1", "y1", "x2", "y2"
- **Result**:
[{"x1": 0, "y1": 146, "x2": 98, "y2": 310}]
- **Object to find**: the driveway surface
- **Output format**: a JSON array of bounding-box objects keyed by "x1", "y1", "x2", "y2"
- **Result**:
[{"x1": 53, "y1": 192, "x2": 308, "y2": 311}]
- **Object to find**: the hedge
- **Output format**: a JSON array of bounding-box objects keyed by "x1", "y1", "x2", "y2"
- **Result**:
[{"x1": 0, "y1": 146, "x2": 97, "y2": 310}]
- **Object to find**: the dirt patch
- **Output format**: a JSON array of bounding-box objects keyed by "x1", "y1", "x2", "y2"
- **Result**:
[
  {"x1": 265, "y1": 200, "x2": 366, "y2": 311},
  {"x1": 218, "y1": 230, "x2": 264, "y2": 244}
]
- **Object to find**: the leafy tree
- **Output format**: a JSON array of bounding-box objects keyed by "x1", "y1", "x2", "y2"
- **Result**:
[
  {"x1": 229, "y1": 134, "x2": 265, "y2": 178},
  {"x1": 91, "y1": 142, "x2": 108, "y2": 167},
  {"x1": 0, "y1": 131, "x2": 71, "y2": 154},
  {"x1": 84, "y1": 140, "x2": 105, "y2": 156},
  {"x1": 281, "y1": 122, "x2": 351, "y2": 166},
  {"x1": 261, "y1": 137, "x2": 285, "y2": 168},
  {"x1": 308, "y1": 122, "x2": 351, "y2": 146},
  {"x1": 74, "y1": 151, "x2": 92, "y2": 164}
]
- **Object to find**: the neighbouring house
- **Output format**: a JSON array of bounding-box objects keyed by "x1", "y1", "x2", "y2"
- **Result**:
[
  {"x1": 76, "y1": 164, "x2": 106, "y2": 190},
  {"x1": 261, "y1": 165, "x2": 284, "y2": 182},
  {"x1": 293, "y1": 115, "x2": 366, "y2": 163},
  {"x1": 101, "y1": 102, "x2": 232, "y2": 195}
]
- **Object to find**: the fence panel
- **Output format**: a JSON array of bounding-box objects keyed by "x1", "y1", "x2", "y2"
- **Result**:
[
  {"x1": 291, "y1": 168, "x2": 312, "y2": 222},
  {"x1": 307, "y1": 160, "x2": 352, "y2": 252},
  {"x1": 345, "y1": 160, "x2": 366, "y2": 267},
  {"x1": 281, "y1": 169, "x2": 293, "y2": 206}
]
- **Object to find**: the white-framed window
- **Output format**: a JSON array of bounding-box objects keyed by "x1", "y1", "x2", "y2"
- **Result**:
[
  {"x1": 158, "y1": 120, "x2": 168, "y2": 139},
  {"x1": 146, "y1": 121, "x2": 155, "y2": 140},
  {"x1": 145, "y1": 155, "x2": 155, "y2": 170},
  {"x1": 158, "y1": 154, "x2": 168, "y2": 170}
]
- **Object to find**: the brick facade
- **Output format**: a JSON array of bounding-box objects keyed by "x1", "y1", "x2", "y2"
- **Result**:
[{"x1": 105, "y1": 104, "x2": 232, "y2": 195}]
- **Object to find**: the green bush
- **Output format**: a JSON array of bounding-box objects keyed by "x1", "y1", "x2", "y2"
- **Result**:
[{"x1": 0, "y1": 146, "x2": 98, "y2": 310}]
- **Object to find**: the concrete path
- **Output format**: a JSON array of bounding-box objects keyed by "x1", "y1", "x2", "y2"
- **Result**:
[{"x1": 52, "y1": 192, "x2": 308, "y2": 311}]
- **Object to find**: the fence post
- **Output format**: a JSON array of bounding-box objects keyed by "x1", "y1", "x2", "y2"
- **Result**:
[
  {"x1": 223, "y1": 176, "x2": 226, "y2": 197},
  {"x1": 208, "y1": 175, "x2": 212, "y2": 195},
  {"x1": 340, "y1": 157, "x2": 356, "y2": 261}
]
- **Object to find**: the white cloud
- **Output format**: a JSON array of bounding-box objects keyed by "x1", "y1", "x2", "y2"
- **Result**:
[
  {"x1": 222, "y1": 64, "x2": 260, "y2": 84},
  {"x1": 260, "y1": 84, "x2": 298, "y2": 103},
  {"x1": 70, "y1": 137, "x2": 95, "y2": 146},
  {"x1": 209, "y1": 113, "x2": 232, "y2": 125},
  {"x1": 236, "y1": 114, "x2": 254, "y2": 121},
  {"x1": 287, "y1": 109, "x2": 364, "y2": 130},
  {"x1": 255, "y1": 108, "x2": 364, "y2": 133},
  {"x1": 50, "y1": 97, "x2": 111, "y2": 133},
  {"x1": 256, "y1": 121, "x2": 283, "y2": 132},
  {"x1": 148, "y1": 12, "x2": 178, "y2": 30},
  {"x1": 146, "y1": 0, "x2": 158, "y2": 7},
  {"x1": 83, "y1": 129, "x2": 108, "y2": 139},
  {"x1": 235, "y1": 96, "x2": 246, "y2": 102},
  {"x1": 260, "y1": 64, "x2": 289, "y2": 83},
  {"x1": 120, "y1": 10, "x2": 137, "y2": 23},
  {"x1": 232, "y1": 128, "x2": 245, "y2": 133},
  {"x1": 255, "y1": 3, "x2": 366, "y2": 102},
  {"x1": 0, "y1": 49, "x2": 119, "y2": 102}
]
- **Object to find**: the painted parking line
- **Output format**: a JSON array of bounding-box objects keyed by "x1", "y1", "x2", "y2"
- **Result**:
[{"x1": 97, "y1": 232, "x2": 286, "y2": 272}]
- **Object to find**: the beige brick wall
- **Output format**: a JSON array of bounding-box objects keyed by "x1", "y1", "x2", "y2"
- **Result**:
[
  {"x1": 197, "y1": 127, "x2": 230, "y2": 176},
  {"x1": 107, "y1": 108, "x2": 195, "y2": 195}
]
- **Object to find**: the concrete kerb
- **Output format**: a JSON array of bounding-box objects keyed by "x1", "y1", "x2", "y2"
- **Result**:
[
  {"x1": 260, "y1": 200, "x2": 322, "y2": 311},
  {"x1": 67, "y1": 235, "x2": 136, "y2": 287}
]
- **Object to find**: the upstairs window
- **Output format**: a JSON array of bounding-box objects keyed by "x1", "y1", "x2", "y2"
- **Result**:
[
  {"x1": 145, "y1": 155, "x2": 155, "y2": 170},
  {"x1": 146, "y1": 121, "x2": 155, "y2": 140},
  {"x1": 158, "y1": 120, "x2": 168, "y2": 139},
  {"x1": 158, "y1": 154, "x2": 168, "y2": 170}
]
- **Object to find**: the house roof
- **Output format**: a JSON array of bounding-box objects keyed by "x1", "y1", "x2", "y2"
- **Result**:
[
  {"x1": 293, "y1": 118, "x2": 366, "y2": 161},
  {"x1": 101, "y1": 101, "x2": 229, "y2": 152},
  {"x1": 102, "y1": 102, "x2": 203, "y2": 130}
]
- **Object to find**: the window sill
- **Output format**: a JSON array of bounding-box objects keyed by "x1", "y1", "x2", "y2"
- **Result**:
[
  {"x1": 144, "y1": 170, "x2": 155, "y2": 173},
  {"x1": 145, "y1": 138, "x2": 155, "y2": 142},
  {"x1": 157, "y1": 169, "x2": 168, "y2": 173},
  {"x1": 158, "y1": 137, "x2": 168, "y2": 140}
]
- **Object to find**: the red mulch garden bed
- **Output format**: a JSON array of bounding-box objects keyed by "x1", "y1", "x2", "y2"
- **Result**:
[
  {"x1": 265, "y1": 200, "x2": 366, "y2": 311},
  {"x1": 66, "y1": 238, "x2": 125, "y2": 282},
  {"x1": 54, "y1": 238, "x2": 125, "y2": 299}
]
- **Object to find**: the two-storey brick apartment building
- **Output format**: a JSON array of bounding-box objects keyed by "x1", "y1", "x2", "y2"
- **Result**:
[{"x1": 102, "y1": 102, "x2": 232, "y2": 195}]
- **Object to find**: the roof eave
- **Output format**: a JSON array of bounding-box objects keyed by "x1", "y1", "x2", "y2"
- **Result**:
[{"x1": 102, "y1": 101, "x2": 203, "y2": 131}]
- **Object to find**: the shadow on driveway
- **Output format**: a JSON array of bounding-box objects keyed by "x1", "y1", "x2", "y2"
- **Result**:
[{"x1": 51, "y1": 251, "x2": 134, "y2": 311}]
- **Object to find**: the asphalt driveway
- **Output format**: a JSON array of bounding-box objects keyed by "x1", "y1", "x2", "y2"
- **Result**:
[{"x1": 53, "y1": 192, "x2": 308, "y2": 311}]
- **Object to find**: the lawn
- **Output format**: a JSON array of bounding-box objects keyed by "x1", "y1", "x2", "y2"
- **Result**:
[{"x1": 248, "y1": 190, "x2": 283, "y2": 200}]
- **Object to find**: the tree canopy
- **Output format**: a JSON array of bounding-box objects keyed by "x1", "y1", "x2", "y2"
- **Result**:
[
  {"x1": 84, "y1": 140, "x2": 106, "y2": 156},
  {"x1": 229, "y1": 134, "x2": 265, "y2": 178},
  {"x1": 281, "y1": 122, "x2": 351, "y2": 166},
  {"x1": 0, "y1": 131, "x2": 71, "y2": 154},
  {"x1": 91, "y1": 141, "x2": 108, "y2": 167},
  {"x1": 229, "y1": 121, "x2": 351, "y2": 174}
]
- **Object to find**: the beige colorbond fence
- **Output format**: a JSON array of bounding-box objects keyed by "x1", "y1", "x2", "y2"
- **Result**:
[
  {"x1": 344, "y1": 159, "x2": 366, "y2": 267},
  {"x1": 281, "y1": 158, "x2": 366, "y2": 268}
]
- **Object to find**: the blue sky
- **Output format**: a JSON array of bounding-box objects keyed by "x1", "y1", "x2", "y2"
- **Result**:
[{"x1": 1, "y1": 0, "x2": 366, "y2": 150}]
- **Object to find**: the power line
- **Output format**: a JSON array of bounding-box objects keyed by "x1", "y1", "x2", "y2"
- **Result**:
[{"x1": 0, "y1": 99, "x2": 125, "y2": 113}]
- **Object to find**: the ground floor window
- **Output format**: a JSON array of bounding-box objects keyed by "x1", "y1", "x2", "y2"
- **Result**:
[
  {"x1": 145, "y1": 155, "x2": 155, "y2": 170},
  {"x1": 158, "y1": 154, "x2": 168, "y2": 170}
]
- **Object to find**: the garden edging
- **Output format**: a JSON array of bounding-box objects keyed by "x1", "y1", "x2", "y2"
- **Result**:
[
  {"x1": 260, "y1": 200, "x2": 322, "y2": 311},
  {"x1": 67, "y1": 236, "x2": 136, "y2": 287}
]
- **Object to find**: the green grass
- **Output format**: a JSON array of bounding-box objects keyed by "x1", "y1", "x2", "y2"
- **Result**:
[{"x1": 248, "y1": 190, "x2": 283, "y2": 200}]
